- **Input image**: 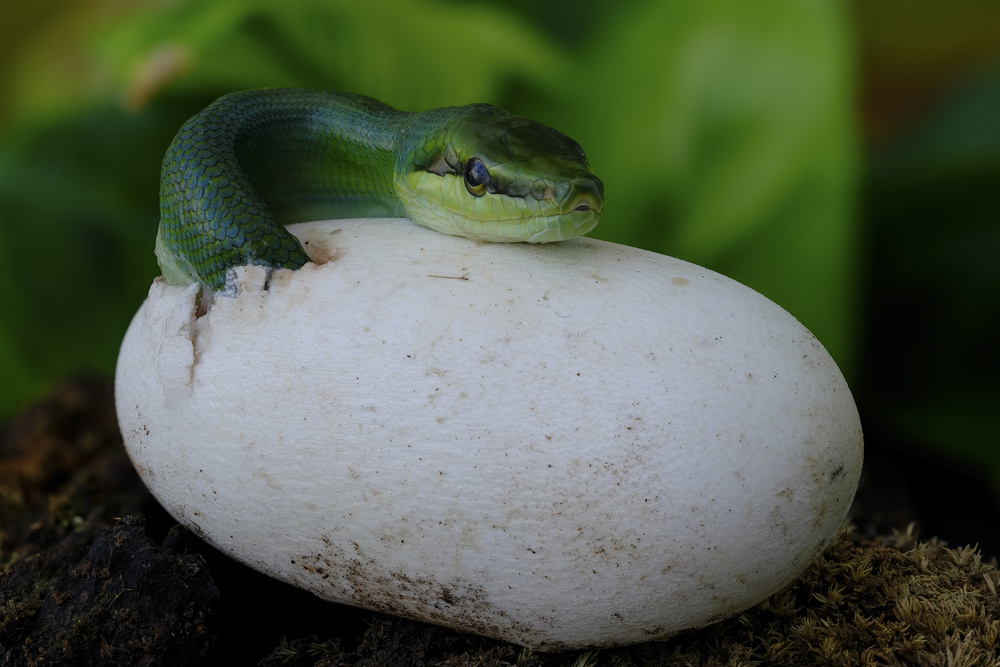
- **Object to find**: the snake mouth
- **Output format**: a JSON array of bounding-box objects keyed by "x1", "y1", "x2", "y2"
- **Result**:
[{"x1": 566, "y1": 192, "x2": 603, "y2": 215}]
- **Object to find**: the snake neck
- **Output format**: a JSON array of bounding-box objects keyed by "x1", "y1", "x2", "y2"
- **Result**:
[
  {"x1": 157, "y1": 90, "x2": 411, "y2": 289},
  {"x1": 229, "y1": 90, "x2": 409, "y2": 221}
]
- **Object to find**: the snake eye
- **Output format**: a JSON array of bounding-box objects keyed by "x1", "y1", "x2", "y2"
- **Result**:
[{"x1": 464, "y1": 158, "x2": 490, "y2": 197}]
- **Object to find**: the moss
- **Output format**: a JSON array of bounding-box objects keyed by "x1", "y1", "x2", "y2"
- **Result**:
[
  {"x1": 609, "y1": 526, "x2": 1000, "y2": 667},
  {"x1": 250, "y1": 527, "x2": 1000, "y2": 666}
]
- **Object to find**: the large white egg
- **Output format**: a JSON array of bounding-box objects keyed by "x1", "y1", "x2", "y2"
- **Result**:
[{"x1": 115, "y1": 218, "x2": 862, "y2": 650}]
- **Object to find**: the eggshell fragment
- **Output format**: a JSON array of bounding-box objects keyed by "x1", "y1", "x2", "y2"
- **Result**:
[{"x1": 115, "y1": 218, "x2": 862, "y2": 650}]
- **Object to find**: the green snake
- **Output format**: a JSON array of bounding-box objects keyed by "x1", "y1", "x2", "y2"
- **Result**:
[{"x1": 156, "y1": 89, "x2": 604, "y2": 291}]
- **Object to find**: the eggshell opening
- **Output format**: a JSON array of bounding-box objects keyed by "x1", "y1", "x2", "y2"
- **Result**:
[{"x1": 115, "y1": 218, "x2": 863, "y2": 650}]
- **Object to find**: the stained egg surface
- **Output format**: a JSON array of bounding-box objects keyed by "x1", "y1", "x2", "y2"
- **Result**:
[{"x1": 115, "y1": 218, "x2": 863, "y2": 650}]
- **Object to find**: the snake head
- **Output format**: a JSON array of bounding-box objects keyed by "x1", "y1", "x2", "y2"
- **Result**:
[{"x1": 401, "y1": 104, "x2": 603, "y2": 243}]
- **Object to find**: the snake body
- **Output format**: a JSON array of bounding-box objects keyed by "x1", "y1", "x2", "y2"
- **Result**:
[{"x1": 157, "y1": 89, "x2": 603, "y2": 290}]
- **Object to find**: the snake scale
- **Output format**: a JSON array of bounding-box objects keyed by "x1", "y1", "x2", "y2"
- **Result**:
[{"x1": 156, "y1": 88, "x2": 604, "y2": 291}]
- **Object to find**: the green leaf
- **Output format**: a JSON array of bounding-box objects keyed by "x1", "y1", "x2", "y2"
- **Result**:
[
  {"x1": 0, "y1": 105, "x2": 178, "y2": 418},
  {"x1": 97, "y1": 0, "x2": 567, "y2": 110}
]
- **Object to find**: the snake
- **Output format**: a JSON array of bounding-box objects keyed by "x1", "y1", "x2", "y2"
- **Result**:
[{"x1": 156, "y1": 88, "x2": 604, "y2": 291}]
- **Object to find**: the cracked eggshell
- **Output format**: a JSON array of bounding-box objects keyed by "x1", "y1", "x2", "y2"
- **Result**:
[{"x1": 115, "y1": 218, "x2": 862, "y2": 650}]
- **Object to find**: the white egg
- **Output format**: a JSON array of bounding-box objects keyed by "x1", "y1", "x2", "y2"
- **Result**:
[{"x1": 115, "y1": 218, "x2": 862, "y2": 650}]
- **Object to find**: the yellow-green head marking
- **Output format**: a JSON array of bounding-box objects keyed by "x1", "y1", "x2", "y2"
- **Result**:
[{"x1": 401, "y1": 104, "x2": 603, "y2": 243}]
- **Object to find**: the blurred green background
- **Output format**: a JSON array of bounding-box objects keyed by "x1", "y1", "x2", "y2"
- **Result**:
[{"x1": 1, "y1": 1, "x2": 998, "y2": 543}]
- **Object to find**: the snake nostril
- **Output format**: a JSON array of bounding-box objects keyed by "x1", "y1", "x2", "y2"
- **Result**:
[{"x1": 568, "y1": 181, "x2": 603, "y2": 215}]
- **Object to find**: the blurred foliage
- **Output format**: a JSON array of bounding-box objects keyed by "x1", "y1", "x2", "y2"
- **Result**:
[
  {"x1": 847, "y1": 0, "x2": 1000, "y2": 500},
  {"x1": 862, "y1": 68, "x2": 1000, "y2": 471},
  {"x1": 0, "y1": 0, "x2": 860, "y2": 422},
  {"x1": 853, "y1": 0, "x2": 1000, "y2": 143}
]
